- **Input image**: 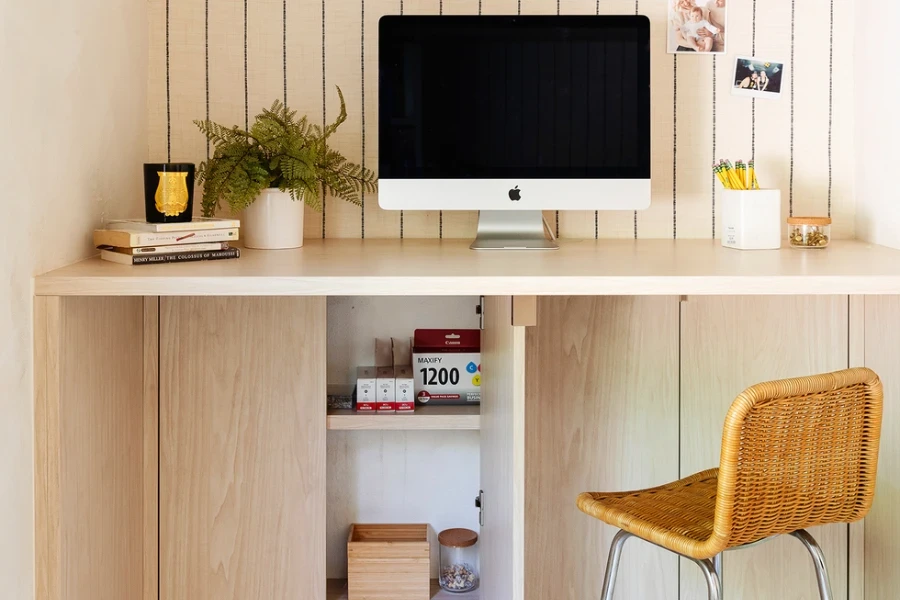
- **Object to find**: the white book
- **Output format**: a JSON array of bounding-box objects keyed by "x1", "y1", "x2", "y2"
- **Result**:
[
  {"x1": 105, "y1": 217, "x2": 240, "y2": 233},
  {"x1": 93, "y1": 227, "x2": 239, "y2": 248}
]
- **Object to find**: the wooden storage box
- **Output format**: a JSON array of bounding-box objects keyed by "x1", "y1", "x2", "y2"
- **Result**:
[{"x1": 348, "y1": 524, "x2": 430, "y2": 600}]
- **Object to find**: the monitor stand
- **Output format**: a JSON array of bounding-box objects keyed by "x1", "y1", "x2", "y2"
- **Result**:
[{"x1": 470, "y1": 210, "x2": 559, "y2": 250}]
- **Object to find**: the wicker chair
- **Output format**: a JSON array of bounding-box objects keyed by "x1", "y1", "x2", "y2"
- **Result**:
[{"x1": 577, "y1": 368, "x2": 883, "y2": 600}]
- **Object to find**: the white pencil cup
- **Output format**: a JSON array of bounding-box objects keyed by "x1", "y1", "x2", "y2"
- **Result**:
[{"x1": 720, "y1": 189, "x2": 782, "y2": 250}]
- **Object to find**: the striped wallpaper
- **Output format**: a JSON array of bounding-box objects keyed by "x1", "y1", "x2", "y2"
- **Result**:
[{"x1": 148, "y1": 0, "x2": 854, "y2": 240}]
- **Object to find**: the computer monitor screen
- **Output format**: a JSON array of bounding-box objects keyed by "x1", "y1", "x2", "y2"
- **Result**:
[{"x1": 379, "y1": 15, "x2": 651, "y2": 212}]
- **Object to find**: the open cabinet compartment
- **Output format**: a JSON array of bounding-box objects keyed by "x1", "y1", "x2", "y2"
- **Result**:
[{"x1": 325, "y1": 296, "x2": 523, "y2": 599}]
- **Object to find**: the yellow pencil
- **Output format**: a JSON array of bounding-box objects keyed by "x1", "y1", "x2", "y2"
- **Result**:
[
  {"x1": 715, "y1": 164, "x2": 730, "y2": 189},
  {"x1": 748, "y1": 160, "x2": 759, "y2": 189},
  {"x1": 725, "y1": 160, "x2": 742, "y2": 190}
]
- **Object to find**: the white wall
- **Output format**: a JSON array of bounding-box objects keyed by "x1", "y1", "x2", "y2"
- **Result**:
[
  {"x1": 326, "y1": 297, "x2": 481, "y2": 578},
  {"x1": 0, "y1": 0, "x2": 147, "y2": 596},
  {"x1": 855, "y1": 1, "x2": 900, "y2": 248}
]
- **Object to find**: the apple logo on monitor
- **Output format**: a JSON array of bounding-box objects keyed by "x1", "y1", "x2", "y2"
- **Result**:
[{"x1": 508, "y1": 186, "x2": 521, "y2": 201}]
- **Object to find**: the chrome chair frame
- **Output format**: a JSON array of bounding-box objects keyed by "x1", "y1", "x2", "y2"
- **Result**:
[{"x1": 599, "y1": 528, "x2": 833, "y2": 600}]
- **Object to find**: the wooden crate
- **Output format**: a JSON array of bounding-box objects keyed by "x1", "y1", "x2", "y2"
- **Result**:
[{"x1": 347, "y1": 524, "x2": 430, "y2": 600}]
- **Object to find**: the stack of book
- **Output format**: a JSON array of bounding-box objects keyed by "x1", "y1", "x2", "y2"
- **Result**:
[{"x1": 95, "y1": 218, "x2": 241, "y2": 265}]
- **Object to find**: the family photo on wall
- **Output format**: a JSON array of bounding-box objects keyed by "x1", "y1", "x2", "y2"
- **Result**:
[{"x1": 668, "y1": 0, "x2": 727, "y2": 54}]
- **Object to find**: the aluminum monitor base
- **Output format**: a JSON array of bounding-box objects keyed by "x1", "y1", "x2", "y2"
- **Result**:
[{"x1": 469, "y1": 210, "x2": 559, "y2": 250}]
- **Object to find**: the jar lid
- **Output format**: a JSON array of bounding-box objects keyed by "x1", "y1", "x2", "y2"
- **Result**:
[
  {"x1": 787, "y1": 216, "x2": 832, "y2": 225},
  {"x1": 439, "y1": 528, "x2": 478, "y2": 548}
]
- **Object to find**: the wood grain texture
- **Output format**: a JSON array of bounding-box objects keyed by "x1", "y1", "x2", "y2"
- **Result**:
[
  {"x1": 35, "y1": 297, "x2": 145, "y2": 600},
  {"x1": 511, "y1": 296, "x2": 537, "y2": 327},
  {"x1": 34, "y1": 296, "x2": 61, "y2": 600},
  {"x1": 862, "y1": 296, "x2": 900, "y2": 600},
  {"x1": 347, "y1": 524, "x2": 430, "y2": 599},
  {"x1": 328, "y1": 405, "x2": 479, "y2": 430},
  {"x1": 159, "y1": 296, "x2": 326, "y2": 600},
  {"x1": 35, "y1": 240, "x2": 900, "y2": 297},
  {"x1": 143, "y1": 297, "x2": 159, "y2": 600},
  {"x1": 481, "y1": 296, "x2": 526, "y2": 600},
  {"x1": 848, "y1": 295, "x2": 864, "y2": 600},
  {"x1": 680, "y1": 296, "x2": 849, "y2": 600},
  {"x1": 525, "y1": 296, "x2": 680, "y2": 600}
]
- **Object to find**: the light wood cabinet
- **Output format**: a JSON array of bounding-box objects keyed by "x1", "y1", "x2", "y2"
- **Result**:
[
  {"x1": 524, "y1": 295, "x2": 868, "y2": 600},
  {"x1": 158, "y1": 297, "x2": 327, "y2": 600},
  {"x1": 32, "y1": 290, "x2": 899, "y2": 600},
  {"x1": 861, "y1": 296, "x2": 900, "y2": 600},
  {"x1": 34, "y1": 297, "x2": 145, "y2": 600},
  {"x1": 525, "y1": 296, "x2": 680, "y2": 600},
  {"x1": 680, "y1": 296, "x2": 850, "y2": 600}
]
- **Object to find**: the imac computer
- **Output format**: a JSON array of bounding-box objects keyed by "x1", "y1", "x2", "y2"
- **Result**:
[{"x1": 378, "y1": 15, "x2": 651, "y2": 250}]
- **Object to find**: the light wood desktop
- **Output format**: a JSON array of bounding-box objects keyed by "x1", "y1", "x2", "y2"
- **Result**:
[{"x1": 33, "y1": 240, "x2": 900, "y2": 600}]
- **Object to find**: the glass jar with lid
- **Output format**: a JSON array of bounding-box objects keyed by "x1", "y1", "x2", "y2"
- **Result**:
[
  {"x1": 438, "y1": 528, "x2": 479, "y2": 593},
  {"x1": 787, "y1": 216, "x2": 832, "y2": 248}
]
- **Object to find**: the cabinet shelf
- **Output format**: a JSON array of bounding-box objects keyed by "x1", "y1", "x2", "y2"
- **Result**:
[
  {"x1": 326, "y1": 405, "x2": 480, "y2": 431},
  {"x1": 327, "y1": 579, "x2": 481, "y2": 599}
]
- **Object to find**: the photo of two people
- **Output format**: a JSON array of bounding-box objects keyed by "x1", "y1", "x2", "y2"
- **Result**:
[
  {"x1": 668, "y1": 0, "x2": 727, "y2": 54},
  {"x1": 732, "y1": 57, "x2": 785, "y2": 98}
]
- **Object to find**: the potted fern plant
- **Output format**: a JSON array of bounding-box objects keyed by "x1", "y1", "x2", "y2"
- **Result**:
[{"x1": 194, "y1": 87, "x2": 377, "y2": 249}]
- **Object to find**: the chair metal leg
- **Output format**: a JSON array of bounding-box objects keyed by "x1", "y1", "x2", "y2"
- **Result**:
[
  {"x1": 691, "y1": 558, "x2": 722, "y2": 600},
  {"x1": 790, "y1": 529, "x2": 834, "y2": 600},
  {"x1": 600, "y1": 530, "x2": 633, "y2": 600},
  {"x1": 713, "y1": 553, "x2": 723, "y2": 592}
]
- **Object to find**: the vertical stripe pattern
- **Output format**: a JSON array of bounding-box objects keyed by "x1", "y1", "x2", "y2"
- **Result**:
[
  {"x1": 398, "y1": 0, "x2": 403, "y2": 239},
  {"x1": 827, "y1": 0, "x2": 834, "y2": 215},
  {"x1": 322, "y1": 0, "x2": 327, "y2": 238},
  {"x1": 165, "y1": 0, "x2": 171, "y2": 162},
  {"x1": 283, "y1": 0, "x2": 288, "y2": 106},
  {"x1": 634, "y1": 0, "x2": 639, "y2": 239},
  {"x1": 205, "y1": 0, "x2": 209, "y2": 161},
  {"x1": 672, "y1": 57, "x2": 677, "y2": 240},
  {"x1": 555, "y1": 0, "x2": 560, "y2": 239},
  {"x1": 751, "y1": 0, "x2": 756, "y2": 161},
  {"x1": 361, "y1": 0, "x2": 366, "y2": 238},
  {"x1": 789, "y1": 0, "x2": 795, "y2": 215},
  {"x1": 712, "y1": 55, "x2": 716, "y2": 239},
  {"x1": 244, "y1": 0, "x2": 249, "y2": 130},
  {"x1": 156, "y1": 0, "x2": 848, "y2": 241}
]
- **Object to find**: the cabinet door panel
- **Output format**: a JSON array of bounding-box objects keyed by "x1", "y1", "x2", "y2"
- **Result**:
[
  {"x1": 525, "y1": 296, "x2": 681, "y2": 600},
  {"x1": 862, "y1": 296, "x2": 900, "y2": 600},
  {"x1": 160, "y1": 297, "x2": 326, "y2": 600},
  {"x1": 481, "y1": 296, "x2": 527, "y2": 600},
  {"x1": 680, "y1": 296, "x2": 849, "y2": 600}
]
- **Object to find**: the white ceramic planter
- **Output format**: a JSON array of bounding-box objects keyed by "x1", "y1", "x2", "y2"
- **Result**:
[
  {"x1": 720, "y1": 189, "x2": 782, "y2": 250},
  {"x1": 242, "y1": 189, "x2": 305, "y2": 250}
]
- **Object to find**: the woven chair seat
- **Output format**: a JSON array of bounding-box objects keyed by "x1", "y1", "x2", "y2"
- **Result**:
[
  {"x1": 577, "y1": 368, "x2": 883, "y2": 563},
  {"x1": 577, "y1": 470, "x2": 721, "y2": 560}
]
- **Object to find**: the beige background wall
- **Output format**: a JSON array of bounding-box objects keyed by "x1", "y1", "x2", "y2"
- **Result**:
[
  {"x1": 855, "y1": 0, "x2": 899, "y2": 249},
  {"x1": 149, "y1": 0, "x2": 854, "y2": 240},
  {"x1": 0, "y1": 0, "x2": 147, "y2": 596}
]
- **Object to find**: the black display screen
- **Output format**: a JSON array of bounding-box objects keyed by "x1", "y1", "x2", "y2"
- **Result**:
[{"x1": 379, "y1": 16, "x2": 651, "y2": 180}]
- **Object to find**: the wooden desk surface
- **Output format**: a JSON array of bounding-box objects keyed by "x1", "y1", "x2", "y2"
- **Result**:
[{"x1": 34, "y1": 239, "x2": 900, "y2": 296}]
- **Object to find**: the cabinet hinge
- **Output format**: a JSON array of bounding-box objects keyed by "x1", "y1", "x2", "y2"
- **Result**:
[
  {"x1": 475, "y1": 490, "x2": 484, "y2": 526},
  {"x1": 476, "y1": 296, "x2": 485, "y2": 330}
]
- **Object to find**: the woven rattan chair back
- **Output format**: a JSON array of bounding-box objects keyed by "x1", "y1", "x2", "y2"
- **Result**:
[{"x1": 711, "y1": 367, "x2": 883, "y2": 550}]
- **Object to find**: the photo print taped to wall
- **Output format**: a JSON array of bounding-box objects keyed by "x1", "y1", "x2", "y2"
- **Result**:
[
  {"x1": 732, "y1": 56, "x2": 786, "y2": 99},
  {"x1": 668, "y1": 0, "x2": 727, "y2": 54}
]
